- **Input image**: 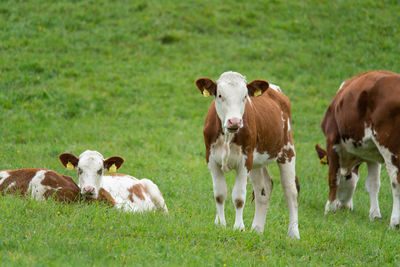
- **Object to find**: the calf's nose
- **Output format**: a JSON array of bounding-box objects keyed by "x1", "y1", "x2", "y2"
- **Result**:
[
  {"x1": 227, "y1": 118, "x2": 243, "y2": 128},
  {"x1": 82, "y1": 186, "x2": 95, "y2": 195}
]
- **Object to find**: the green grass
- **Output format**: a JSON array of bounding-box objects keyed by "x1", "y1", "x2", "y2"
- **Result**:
[{"x1": 1, "y1": 0, "x2": 400, "y2": 265}]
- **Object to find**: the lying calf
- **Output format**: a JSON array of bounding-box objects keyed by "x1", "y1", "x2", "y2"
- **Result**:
[
  {"x1": 59, "y1": 150, "x2": 168, "y2": 213},
  {"x1": 0, "y1": 168, "x2": 79, "y2": 202}
]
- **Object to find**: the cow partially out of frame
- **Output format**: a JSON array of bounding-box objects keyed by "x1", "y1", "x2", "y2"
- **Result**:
[
  {"x1": 318, "y1": 70, "x2": 400, "y2": 228},
  {"x1": 0, "y1": 168, "x2": 80, "y2": 202},
  {"x1": 196, "y1": 71, "x2": 299, "y2": 239}
]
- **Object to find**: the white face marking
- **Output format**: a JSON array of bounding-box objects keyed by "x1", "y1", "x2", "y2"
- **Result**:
[
  {"x1": 27, "y1": 170, "x2": 61, "y2": 201},
  {"x1": 0, "y1": 171, "x2": 10, "y2": 186},
  {"x1": 77, "y1": 150, "x2": 105, "y2": 198},
  {"x1": 215, "y1": 72, "x2": 248, "y2": 133}
]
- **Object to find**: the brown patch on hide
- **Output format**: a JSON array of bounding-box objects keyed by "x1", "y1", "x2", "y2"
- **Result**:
[
  {"x1": 0, "y1": 168, "x2": 42, "y2": 196},
  {"x1": 97, "y1": 188, "x2": 116, "y2": 206},
  {"x1": 128, "y1": 184, "x2": 146, "y2": 202},
  {"x1": 41, "y1": 171, "x2": 80, "y2": 202},
  {"x1": 235, "y1": 199, "x2": 244, "y2": 209}
]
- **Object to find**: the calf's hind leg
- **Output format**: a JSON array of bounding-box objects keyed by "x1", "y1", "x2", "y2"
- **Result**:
[{"x1": 278, "y1": 159, "x2": 300, "y2": 239}]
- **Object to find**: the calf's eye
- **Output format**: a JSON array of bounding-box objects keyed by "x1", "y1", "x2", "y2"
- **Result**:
[
  {"x1": 78, "y1": 168, "x2": 83, "y2": 175},
  {"x1": 97, "y1": 169, "x2": 102, "y2": 175}
]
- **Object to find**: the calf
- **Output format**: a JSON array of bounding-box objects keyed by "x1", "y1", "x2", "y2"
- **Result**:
[
  {"x1": 59, "y1": 150, "x2": 168, "y2": 213},
  {"x1": 319, "y1": 70, "x2": 400, "y2": 228},
  {"x1": 0, "y1": 168, "x2": 79, "y2": 202},
  {"x1": 195, "y1": 71, "x2": 299, "y2": 238}
]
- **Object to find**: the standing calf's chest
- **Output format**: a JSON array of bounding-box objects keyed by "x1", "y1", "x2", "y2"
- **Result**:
[{"x1": 209, "y1": 135, "x2": 246, "y2": 171}]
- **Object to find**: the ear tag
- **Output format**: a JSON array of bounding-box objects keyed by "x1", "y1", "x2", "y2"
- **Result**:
[
  {"x1": 203, "y1": 89, "x2": 210, "y2": 97},
  {"x1": 66, "y1": 162, "x2": 75, "y2": 170},
  {"x1": 320, "y1": 155, "x2": 328, "y2": 165},
  {"x1": 109, "y1": 163, "x2": 117, "y2": 173},
  {"x1": 254, "y1": 89, "x2": 262, "y2": 97}
]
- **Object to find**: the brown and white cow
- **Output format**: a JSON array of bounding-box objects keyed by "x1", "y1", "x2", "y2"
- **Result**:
[
  {"x1": 319, "y1": 70, "x2": 400, "y2": 228},
  {"x1": 0, "y1": 168, "x2": 80, "y2": 202},
  {"x1": 195, "y1": 71, "x2": 299, "y2": 238},
  {"x1": 59, "y1": 150, "x2": 168, "y2": 213}
]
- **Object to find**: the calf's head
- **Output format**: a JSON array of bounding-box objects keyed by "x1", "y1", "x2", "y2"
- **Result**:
[
  {"x1": 59, "y1": 150, "x2": 124, "y2": 198},
  {"x1": 196, "y1": 71, "x2": 269, "y2": 134}
]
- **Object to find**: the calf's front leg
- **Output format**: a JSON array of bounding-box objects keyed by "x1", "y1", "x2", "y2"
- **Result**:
[
  {"x1": 208, "y1": 160, "x2": 227, "y2": 227},
  {"x1": 232, "y1": 166, "x2": 248, "y2": 231}
]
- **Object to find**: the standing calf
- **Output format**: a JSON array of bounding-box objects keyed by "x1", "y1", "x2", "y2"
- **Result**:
[
  {"x1": 0, "y1": 168, "x2": 79, "y2": 202},
  {"x1": 195, "y1": 71, "x2": 299, "y2": 238},
  {"x1": 318, "y1": 70, "x2": 400, "y2": 228},
  {"x1": 59, "y1": 150, "x2": 168, "y2": 213}
]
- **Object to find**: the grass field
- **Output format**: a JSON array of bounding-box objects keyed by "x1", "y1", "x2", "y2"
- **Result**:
[{"x1": 1, "y1": 0, "x2": 400, "y2": 265}]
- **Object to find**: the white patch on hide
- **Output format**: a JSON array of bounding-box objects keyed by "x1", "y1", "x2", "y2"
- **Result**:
[
  {"x1": 0, "y1": 171, "x2": 10, "y2": 186},
  {"x1": 27, "y1": 170, "x2": 61, "y2": 201}
]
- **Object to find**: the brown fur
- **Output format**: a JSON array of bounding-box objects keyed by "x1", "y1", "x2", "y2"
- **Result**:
[
  {"x1": 97, "y1": 188, "x2": 116, "y2": 206},
  {"x1": 128, "y1": 184, "x2": 146, "y2": 201}
]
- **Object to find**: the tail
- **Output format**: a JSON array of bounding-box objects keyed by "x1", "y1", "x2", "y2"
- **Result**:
[{"x1": 140, "y1": 178, "x2": 168, "y2": 213}]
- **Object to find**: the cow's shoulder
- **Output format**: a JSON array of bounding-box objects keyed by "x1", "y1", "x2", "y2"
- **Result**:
[
  {"x1": 203, "y1": 101, "x2": 222, "y2": 147},
  {"x1": 264, "y1": 88, "x2": 291, "y2": 116}
]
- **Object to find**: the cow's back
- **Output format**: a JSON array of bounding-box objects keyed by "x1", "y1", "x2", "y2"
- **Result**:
[
  {"x1": 322, "y1": 70, "x2": 400, "y2": 145},
  {"x1": 242, "y1": 88, "x2": 292, "y2": 156}
]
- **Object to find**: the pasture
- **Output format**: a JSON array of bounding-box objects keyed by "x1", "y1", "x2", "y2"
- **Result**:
[{"x1": 1, "y1": 0, "x2": 400, "y2": 265}]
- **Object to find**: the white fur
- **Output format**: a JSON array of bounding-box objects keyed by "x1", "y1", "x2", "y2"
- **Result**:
[
  {"x1": 5, "y1": 181, "x2": 16, "y2": 192},
  {"x1": 0, "y1": 171, "x2": 10, "y2": 186},
  {"x1": 269, "y1": 83, "x2": 282, "y2": 92},
  {"x1": 337, "y1": 81, "x2": 346, "y2": 91},
  {"x1": 278, "y1": 159, "x2": 300, "y2": 238}
]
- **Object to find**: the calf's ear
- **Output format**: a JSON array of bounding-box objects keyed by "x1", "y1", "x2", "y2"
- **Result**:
[
  {"x1": 195, "y1": 78, "x2": 217, "y2": 97},
  {"x1": 104, "y1": 156, "x2": 124, "y2": 171},
  {"x1": 247, "y1": 79, "x2": 269, "y2": 97},
  {"x1": 315, "y1": 144, "x2": 328, "y2": 165},
  {"x1": 59, "y1": 153, "x2": 79, "y2": 170}
]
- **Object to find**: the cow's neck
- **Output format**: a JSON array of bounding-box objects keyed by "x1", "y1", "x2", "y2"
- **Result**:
[{"x1": 221, "y1": 131, "x2": 235, "y2": 173}]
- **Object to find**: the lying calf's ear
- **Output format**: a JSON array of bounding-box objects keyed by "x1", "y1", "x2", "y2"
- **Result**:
[
  {"x1": 59, "y1": 153, "x2": 79, "y2": 170},
  {"x1": 104, "y1": 156, "x2": 125, "y2": 171}
]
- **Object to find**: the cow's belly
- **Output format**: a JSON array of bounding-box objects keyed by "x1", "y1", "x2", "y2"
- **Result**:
[
  {"x1": 209, "y1": 134, "x2": 278, "y2": 171},
  {"x1": 337, "y1": 134, "x2": 384, "y2": 166},
  {"x1": 252, "y1": 150, "x2": 277, "y2": 169}
]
